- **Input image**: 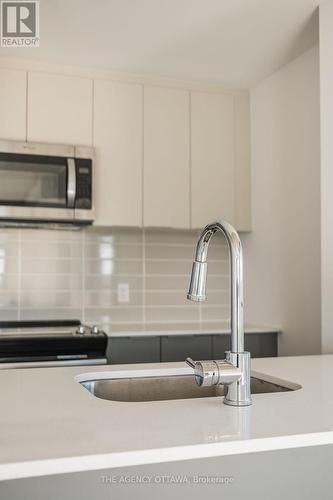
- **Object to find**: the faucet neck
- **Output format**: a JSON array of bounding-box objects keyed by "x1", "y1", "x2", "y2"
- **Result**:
[{"x1": 195, "y1": 221, "x2": 244, "y2": 353}]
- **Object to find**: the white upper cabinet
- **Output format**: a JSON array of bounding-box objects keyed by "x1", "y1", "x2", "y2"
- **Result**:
[
  {"x1": 27, "y1": 72, "x2": 93, "y2": 145},
  {"x1": 143, "y1": 86, "x2": 190, "y2": 228},
  {"x1": 190, "y1": 91, "x2": 235, "y2": 228},
  {"x1": 93, "y1": 80, "x2": 143, "y2": 226},
  {"x1": 0, "y1": 68, "x2": 26, "y2": 141}
]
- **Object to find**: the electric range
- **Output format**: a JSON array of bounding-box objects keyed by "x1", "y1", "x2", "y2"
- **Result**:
[{"x1": 0, "y1": 320, "x2": 108, "y2": 369}]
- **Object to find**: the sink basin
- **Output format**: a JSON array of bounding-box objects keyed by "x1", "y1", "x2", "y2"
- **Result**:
[{"x1": 78, "y1": 370, "x2": 301, "y2": 403}]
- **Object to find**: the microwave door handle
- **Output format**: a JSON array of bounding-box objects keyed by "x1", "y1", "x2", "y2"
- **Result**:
[{"x1": 67, "y1": 158, "x2": 76, "y2": 208}]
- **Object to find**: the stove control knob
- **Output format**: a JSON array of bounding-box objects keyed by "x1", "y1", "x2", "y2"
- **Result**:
[
  {"x1": 77, "y1": 325, "x2": 86, "y2": 335},
  {"x1": 91, "y1": 325, "x2": 99, "y2": 335}
]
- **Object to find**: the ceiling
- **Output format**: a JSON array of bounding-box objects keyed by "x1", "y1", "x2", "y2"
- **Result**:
[{"x1": 0, "y1": 0, "x2": 320, "y2": 88}]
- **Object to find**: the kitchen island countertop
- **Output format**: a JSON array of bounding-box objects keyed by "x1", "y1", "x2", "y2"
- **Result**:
[{"x1": 0, "y1": 354, "x2": 331, "y2": 481}]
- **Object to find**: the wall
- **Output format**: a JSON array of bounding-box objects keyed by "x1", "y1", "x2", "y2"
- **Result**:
[
  {"x1": 243, "y1": 46, "x2": 321, "y2": 355},
  {"x1": 319, "y1": 1, "x2": 333, "y2": 353},
  {"x1": 0, "y1": 226, "x2": 229, "y2": 333}
]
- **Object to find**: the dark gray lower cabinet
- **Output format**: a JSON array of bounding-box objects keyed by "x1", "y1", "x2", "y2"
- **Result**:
[
  {"x1": 107, "y1": 332, "x2": 278, "y2": 364},
  {"x1": 211, "y1": 334, "x2": 230, "y2": 358},
  {"x1": 107, "y1": 336, "x2": 160, "y2": 364},
  {"x1": 161, "y1": 335, "x2": 212, "y2": 362},
  {"x1": 245, "y1": 334, "x2": 262, "y2": 358},
  {"x1": 213, "y1": 333, "x2": 277, "y2": 359},
  {"x1": 260, "y1": 333, "x2": 278, "y2": 357}
]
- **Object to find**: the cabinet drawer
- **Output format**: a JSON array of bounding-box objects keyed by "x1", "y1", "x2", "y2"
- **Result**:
[
  {"x1": 107, "y1": 337, "x2": 160, "y2": 365},
  {"x1": 161, "y1": 335, "x2": 212, "y2": 362}
]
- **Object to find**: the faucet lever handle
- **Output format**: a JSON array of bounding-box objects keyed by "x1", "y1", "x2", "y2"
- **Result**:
[{"x1": 185, "y1": 357, "x2": 196, "y2": 369}]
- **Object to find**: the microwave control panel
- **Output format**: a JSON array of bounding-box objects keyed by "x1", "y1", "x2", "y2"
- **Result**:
[{"x1": 75, "y1": 159, "x2": 92, "y2": 209}]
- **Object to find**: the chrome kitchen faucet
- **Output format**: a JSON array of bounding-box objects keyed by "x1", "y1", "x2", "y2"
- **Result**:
[{"x1": 186, "y1": 220, "x2": 252, "y2": 406}]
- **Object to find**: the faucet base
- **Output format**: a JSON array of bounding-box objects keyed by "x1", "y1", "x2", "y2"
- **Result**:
[
  {"x1": 223, "y1": 351, "x2": 252, "y2": 407},
  {"x1": 223, "y1": 397, "x2": 252, "y2": 407}
]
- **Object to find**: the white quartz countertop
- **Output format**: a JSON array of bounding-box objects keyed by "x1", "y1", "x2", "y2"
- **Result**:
[
  {"x1": 0, "y1": 354, "x2": 332, "y2": 481},
  {"x1": 107, "y1": 323, "x2": 281, "y2": 337}
]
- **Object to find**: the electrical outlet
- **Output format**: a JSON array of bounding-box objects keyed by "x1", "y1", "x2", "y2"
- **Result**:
[{"x1": 117, "y1": 283, "x2": 130, "y2": 303}]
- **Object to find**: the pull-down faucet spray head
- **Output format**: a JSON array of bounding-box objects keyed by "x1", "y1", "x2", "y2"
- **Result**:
[
  {"x1": 187, "y1": 225, "x2": 215, "y2": 302},
  {"x1": 187, "y1": 261, "x2": 207, "y2": 302}
]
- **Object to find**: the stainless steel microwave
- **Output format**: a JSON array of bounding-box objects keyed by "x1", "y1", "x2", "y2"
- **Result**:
[{"x1": 0, "y1": 140, "x2": 94, "y2": 226}]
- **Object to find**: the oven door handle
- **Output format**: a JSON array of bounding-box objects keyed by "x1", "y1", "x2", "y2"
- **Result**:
[{"x1": 67, "y1": 158, "x2": 76, "y2": 208}]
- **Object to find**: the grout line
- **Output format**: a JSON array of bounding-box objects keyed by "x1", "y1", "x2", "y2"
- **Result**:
[
  {"x1": 85, "y1": 241, "x2": 143, "y2": 247},
  {"x1": 79, "y1": 303, "x2": 229, "y2": 310},
  {"x1": 91, "y1": 79, "x2": 95, "y2": 147},
  {"x1": 80, "y1": 257, "x2": 227, "y2": 263},
  {"x1": 141, "y1": 86, "x2": 146, "y2": 329},
  {"x1": 141, "y1": 87, "x2": 146, "y2": 327},
  {"x1": 13, "y1": 288, "x2": 228, "y2": 294},
  {"x1": 19, "y1": 307, "x2": 83, "y2": 311},
  {"x1": 145, "y1": 273, "x2": 229, "y2": 278},
  {"x1": 81, "y1": 230, "x2": 86, "y2": 323},
  {"x1": 22, "y1": 273, "x2": 142, "y2": 278},
  {"x1": 138, "y1": 242, "x2": 227, "y2": 248},
  {"x1": 141, "y1": 84, "x2": 145, "y2": 227},
  {"x1": 17, "y1": 229, "x2": 22, "y2": 321},
  {"x1": 142, "y1": 228, "x2": 146, "y2": 328},
  {"x1": 145, "y1": 288, "x2": 229, "y2": 293},
  {"x1": 145, "y1": 258, "x2": 228, "y2": 263},
  {"x1": 18, "y1": 257, "x2": 216, "y2": 265},
  {"x1": 15, "y1": 271, "x2": 229, "y2": 279},
  {"x1": 85, "y1": 304, "x2": 230, "y2": 310},
  {"x1": 25, "y1": 72, "x2": 28, "y2": 141},
  {"x1": 85, "y1": 257, "x2": 143, "y2": 262},
  {"x1": 233, "y1": 94, "x2": 237, "y2": 227},
  {"x1": 189, "y1": 90, "x2": 192, "y2": 229},
  {"x1": 21, "y1": 288, "x2": 142, "y2": 293},
  {"x1": 17, "y1": 240, "x2": 227, "y2": 248},
  {"x1": 82, "y1": 241, "x2": 226, "y2": 249}
]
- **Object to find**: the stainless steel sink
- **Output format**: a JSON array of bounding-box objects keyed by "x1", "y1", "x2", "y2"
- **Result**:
[{"x1": 79, "y1": 371, "x2": 301, "y2": 403}]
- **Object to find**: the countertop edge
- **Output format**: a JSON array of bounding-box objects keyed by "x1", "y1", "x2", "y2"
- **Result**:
[
  {"x1": 107, "y1": 327, "x2": 282, "y2": 337},
  {"x1": 0, "y1": 432, "x2": 332, "y2": 482}
]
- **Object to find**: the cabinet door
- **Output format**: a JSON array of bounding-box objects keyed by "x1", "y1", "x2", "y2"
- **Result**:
[
  {"x1": 93, "y1": 80, "x2": 143, "y2": 226},
  {"x1": 161, "y1": 335, "x2": 212, "y2": 362},
  {"x1": 27, "y1": 72, "x2": 93, "y2": 145},
  {"x1": 107, "y1": 337, "x2": 160, "y2": 364},
  {"x1": 0, "y1": 68, "x2": 26, "y2": 140},
  {"x1": 212, "y1": 334, "x2": 231, "y2": 358},
  {"x1": 244, "y1": 334, "x2": 262, "y2": 358},
  {"x1": 260, "y1": 333, "x2": 278, "y2": 357},
  {"x1": 191, "y1": 91, "x2": 235, "y2": 228},
  {"x1": 144, "y1": 86, "x2": 190, "y2": 228}
]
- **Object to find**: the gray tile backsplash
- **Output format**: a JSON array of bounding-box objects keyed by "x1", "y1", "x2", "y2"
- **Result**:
[{"x1": 0, "y1": 226, "x2": 229, "y2": 331}]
